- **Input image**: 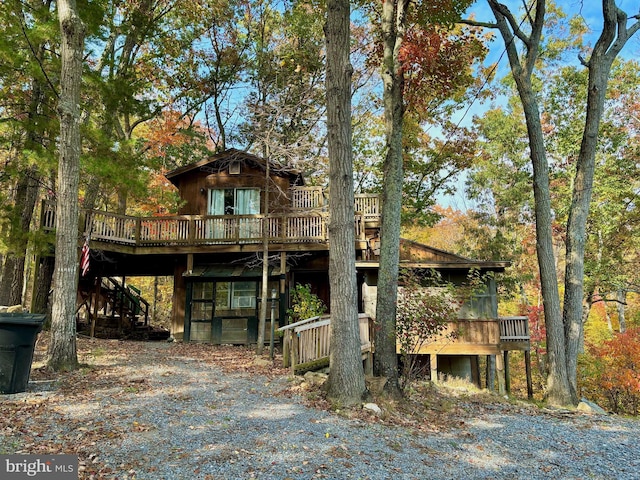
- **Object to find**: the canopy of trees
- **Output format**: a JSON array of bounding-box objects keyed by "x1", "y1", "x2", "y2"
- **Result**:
[{"x1": 1, "y1": 0, "x2": 638, "y2": 407}]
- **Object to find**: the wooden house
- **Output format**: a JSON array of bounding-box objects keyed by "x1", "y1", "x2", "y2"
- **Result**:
[{"x1": 41, "y1": 148, "x2": 529, "y2": 392}]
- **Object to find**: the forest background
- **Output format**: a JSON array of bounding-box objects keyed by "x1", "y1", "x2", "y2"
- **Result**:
[{"x1": 1, "y1": 0, "x2": 639, "y2": 413}]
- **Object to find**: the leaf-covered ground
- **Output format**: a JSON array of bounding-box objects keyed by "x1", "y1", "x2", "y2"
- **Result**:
[{"x1": 2, "y1": 334, "x2": 634, "y2": 479}]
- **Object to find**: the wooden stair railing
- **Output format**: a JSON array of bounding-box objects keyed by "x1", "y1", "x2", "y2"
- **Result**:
[
  {"x1": 103, "y1": 277, "x2": 150, "y2": 327},
  {"x1": 277, "y1": 314, "x2": 373, "y2": 375}
]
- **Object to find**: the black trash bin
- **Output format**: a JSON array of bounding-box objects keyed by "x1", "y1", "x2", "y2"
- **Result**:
[{"x1": 0, "y1": 313, "x2": 45, "y2": 394}]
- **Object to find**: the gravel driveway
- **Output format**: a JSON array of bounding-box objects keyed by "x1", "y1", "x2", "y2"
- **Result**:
[{"x1": 2, "y1": 338, "x2": 639, "y2": 480}]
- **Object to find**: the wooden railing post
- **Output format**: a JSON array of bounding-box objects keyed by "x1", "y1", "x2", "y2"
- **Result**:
[
  {"x1": 135, "y1": 217, "x2": 141, "y2": 245},
  {"x1": 282, "y1": 330, "x2": 291, "y2": 367},
  {"x1": 188, "y1": 217, "x2": 196, "y2": 245},
  {"x1": 291, "y1": 332, "x2": 299, "y2": 375}
]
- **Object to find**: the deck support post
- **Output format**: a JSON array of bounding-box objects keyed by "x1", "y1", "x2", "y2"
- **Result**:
[
  {"x1": 430, "y1": 354, "x2": 438, "y2": 384},
  {"x1": 525, "y1": 349, "x2": 533, "y2": 399},
  {"x1": 495, "y1": 352, "x2": 506, "y2": 395},
  {"x1": 504, "y1": 351, "x2": 511, "y2": 394},
  {"x1": 486, "y1": 355, "x2": 495, "y2": 391},
  {"x1": 471, "y1": 355, "x2": 481, "y2": 388},
  {"x1": 90, "y1": 277, "x2": 101, "y2": 338},
  {"x1": 363, "y1": 351, "x2": 373, "y2": 376}
]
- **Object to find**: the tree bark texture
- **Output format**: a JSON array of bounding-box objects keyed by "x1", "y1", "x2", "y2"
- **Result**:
[
  {"x1": 488, "y1": 0, "x2": 573, "y2": 406},
  {"x1": 324, "y1": 0, "x2": 366, "y2": 405},
  {"x1": 32, "y1": 255, "x2": 55, "y2": 320},
  {"x1": 47, "y1": 0, "x2": 85, "y2": 370},
  {"x1": 562, "y1": 1, "x2": 639, "y2": 400},
  {"x1": 373, "y1": 0, "x2": 408, "y2": 397},
  {"x1": 487, "y1": 0, "x2": 639, "y2": 405}
]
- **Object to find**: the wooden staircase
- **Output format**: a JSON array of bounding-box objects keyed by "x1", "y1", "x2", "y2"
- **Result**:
[{"x1": 77, "y1": 277, "x2": 168, "y2": 340}]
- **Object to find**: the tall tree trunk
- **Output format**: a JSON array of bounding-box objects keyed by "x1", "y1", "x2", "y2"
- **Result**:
[
  {"x1": 562, "y1": 1, "x2": 635, "y2": 397},
  {"x1": 373, "y1": 0, "x2": 408, "y2": 398},
  {"x1": 580, "y1": 289, "x2": 594, "y2": 353},
  {"x1": 257, "y1": 149, "x2": 270, "y2": 355},
  {"x1": 0, "y1": 50, "x2": 47, "y2": 307},
  {"x1": 47, "y1": 0, "x2": 85, "y2": 371},
  {"x1": 0, "y1": 167, "x2": 41, "y2": 307},
  {"x1": 0, "y1": 1, "x2": 52, "y2": 304},
  {"x1": 117, "y1": 188, "x2": 127, "y2": 215},
  {"x1": 32, "y1": 255, "x2": 55, "y2": 321},
  {"x1": 487, "y1": 0, "x2": 573, "y2": 406},
  {"x1": 324, "y1": 0, "x2": 366, "y2": 405},
  {"x1": 483, "y1": 0, "x2": 639, "y2": 406}
]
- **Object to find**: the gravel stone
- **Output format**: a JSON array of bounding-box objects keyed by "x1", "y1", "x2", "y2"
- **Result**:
[{"x1": 10, "y1": 341, "x2": 640, "y2": 479}]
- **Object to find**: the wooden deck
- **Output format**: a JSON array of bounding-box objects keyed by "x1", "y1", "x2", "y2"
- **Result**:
[
  {"x1": 40, "y1": 193, "x2": 380, "y2": 250},
  {"x1": 411, "y1": 316, "x2": 530, "y2": 355}
]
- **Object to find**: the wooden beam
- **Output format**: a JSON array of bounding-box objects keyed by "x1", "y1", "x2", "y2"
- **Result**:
[
  {"x1": 430, "y1": 354, "x2": 438, "y2": 384},
  {"x1": 486, "y1": 355, "x2": 495, "y2": 391},
  {"x1": 294, "y1": 356, "x2": 330, "y2": 375},
  {"x1": 496, "y1": 352, "x2": 506, "y2": 395},
  {"x1": 412, "y1": 344, "x2": 502, "y2": 355},
  {"x1": 525, "y1": 349, "x2": 534, "y2": 399},
  {"x1": 504, "y1": 351, "x2": 511, "y2": 394}
]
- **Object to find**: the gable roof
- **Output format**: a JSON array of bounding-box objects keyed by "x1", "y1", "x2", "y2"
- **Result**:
[
  {"x1": 165, "y1": 148, "x2": 304, "y2": 186},
  {"x1": 357, "y1": 238, "x2": 510, "y2": 271}
]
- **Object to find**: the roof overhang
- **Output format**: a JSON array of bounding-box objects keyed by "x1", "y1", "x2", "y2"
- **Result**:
[
  {"x1": 356, "y1": 260, "x2": 510, "y2": 272},
  {"x1": 165, "y1": 148, "x2": 302, "y2": 187},
  {"x1": 184, "y1": 264, "x2": 284, "y2": 279}
]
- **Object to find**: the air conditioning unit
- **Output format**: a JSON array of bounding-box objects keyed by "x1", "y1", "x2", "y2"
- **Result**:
[{"x1": 235, "y1": 296, "x2": 254, "y2": 308}]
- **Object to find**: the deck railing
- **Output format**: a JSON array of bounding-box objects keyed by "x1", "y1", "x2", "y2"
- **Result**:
[
  {"x1": 499, "y1": 316, "x2": 529, "y2": 341},
  {"x1": 41, "y1": 199, "x2": 378, "y2": 247},
  {"x1": 275, "y1": 315, "x2": 528, "y2": 373},
  {"x1": 278, "y1": 314, "x2": 373, "y2": 374},
  {"x1": 354, "y1": 194, "x2": 381, "y2": 222}
]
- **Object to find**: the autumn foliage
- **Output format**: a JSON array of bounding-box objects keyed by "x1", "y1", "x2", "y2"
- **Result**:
[
  {"x1": 396, "y1": 271, "x2": 460, "y2": 387},
  {"x1": 580, "y1": 328, "x2": 640, "y2": 415}
]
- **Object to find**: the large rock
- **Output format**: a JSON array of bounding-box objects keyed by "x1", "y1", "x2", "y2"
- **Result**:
[
  {"x1": 577, "y1": 398, "x2": 607, "y2": 415},
  {"x1": 363, "y1": 403, "x2": 382, "y2": 415}
]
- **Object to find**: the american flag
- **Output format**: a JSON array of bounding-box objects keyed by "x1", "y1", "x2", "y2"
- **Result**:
[{"x1": 80, "y1": 237, "x2": 90, "y2": 276}]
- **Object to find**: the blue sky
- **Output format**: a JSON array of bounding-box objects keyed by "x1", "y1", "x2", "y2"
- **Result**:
[{"x1": 436, "y1": 0, "x2": 640, "y2": 211}]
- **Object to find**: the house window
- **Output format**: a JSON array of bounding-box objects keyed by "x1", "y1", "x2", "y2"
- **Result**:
[
  {"x1": 208, "y1": 188, "x2": 260, "y2": 215},
  {"x1": 191, "y1": 283, "x2": 214, "y2": 320},
  {"x1": 232, "y1": 281, "x2": 256, "y2": 309},
  {"x1": 207, "y1": 188, "x2": 261, "y2": 239},
  {"x1": 215, "y1": 281, "x2": 257, "y2": 310}
]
